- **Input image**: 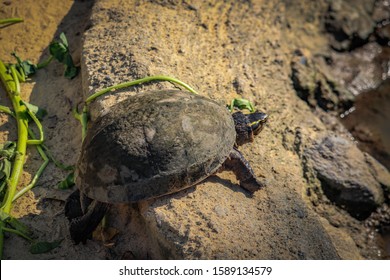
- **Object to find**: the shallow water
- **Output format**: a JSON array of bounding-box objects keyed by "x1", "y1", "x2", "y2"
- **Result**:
[
  {"x1": 341, "y1": 79, "x2": 390, "y2": 259},
  {"x1": 341, "y1": 79, "x2": 390, "y2": 170},
  {"x1": 383, "y1": 233, "x2": 390, "y2": 259}
]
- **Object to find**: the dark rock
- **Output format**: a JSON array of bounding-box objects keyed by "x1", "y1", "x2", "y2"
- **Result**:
[
  {"x1": 323, "y1": 43, "x2": 387, "y2": 96},
  {"x1": 376, "y1": 23, "x2": 390, "y2": 45},
  {"x1": 291, "y1": 42, "x2": 390, "y2": 114},
  {"x1": 372, "y1": 0, "x2": 390, "y2": 45},
  {"x1": 290, "y1": 53, "x2": 354, "y2": 112},
  {"x1": 364, "y1": 153, "x2": 390, "y2": 200},
  {"x1": 304, "y1": 134, "x2": 385, "y2": 219},
  {"x1": 372, "y1": 0, "x2": 390, "y2": 23},
  {"x1": 324, "y1": 0, "x2": 376, "y2": 50}
]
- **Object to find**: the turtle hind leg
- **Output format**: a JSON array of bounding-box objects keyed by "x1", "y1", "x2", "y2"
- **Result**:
[
  {"x1": 220, "y1": 147, "x2": 264, "y2": 193},
  {"x1": 65, "y1": 189, "x2": 83, "y2": 221},
  {"x1": 69, "y1": 200, "x2": 110, "y2": 245}
]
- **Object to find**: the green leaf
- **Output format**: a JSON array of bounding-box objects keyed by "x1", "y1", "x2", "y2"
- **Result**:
[
  {"x1": 0, "y1": 141, "x2": 16, "y2": 159},
  {"x1": 228, "y1": 98, "x2": 255, "y2": 112},
  {"x1": 57, "y1": 172, "x2": 75, "y2": 189},
  {"x1": 59, "y1": 32, "x2": 69, "y2": 48},
  {"x1": 0, "y1": 161, "x2": 11, "y2": 180},
  {"x1": 64, "y1": 63, "x2": 79, "y2": 79},
  {"x1": 49, "y1": 41, "x2": 68, "y2": 63},
  {"x1": 0, "y1": 179, "x2": 8, "y2": 202},
  {"x1": 0, "y1": 142, "x2": 16, "y2": 198},
  {"x1": 29, "y1": 239, "x2": 62, "y2": 254},
  {"x1": 11, "y1": 52, "x2": 38, "y2": 77},
  {"x1": 0, "y1": 211, "x2": 32, "y2": 238},
  {"x1": 19, "y1": 60, "x2": 38, "y2": 77},
  {"x1": 21, "y1": 101, "x2": 47, "y2": 120},
  {"x1": 6, "y1": 217, "x2": 32, "y2": 237},
  {"x1": 49, "y1": 32, "x2": 79, "y2": 79}
]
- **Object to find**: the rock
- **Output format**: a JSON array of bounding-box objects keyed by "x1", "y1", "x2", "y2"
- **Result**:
[
  {"x1": 290, "y1": 52, "x2": 354, "y2": 112},
  {"x1": 304, "y1": 134, "x2": 385, "y2": 219},
  {"x1": 364, "y1": 153, "x2": 390, "y2": 200},
  {"x1": 81, "y1": 0, "x2": 341, "y2": 259},
  {"x1": 324, "y1": 0, "x2": 376, "y2": 50},
  {"x1": 372, "y1": 0, "x2": 390, "y2": 45},
  {"x1": 376, "y1": 24, "x2": 390, "y2": 45},
  {"x1": 319, "y1": 217, "x2": 363, "y2": 259},
  {"x1": 324, "y1": 43, "x2": 387, "y2": 96},
  {"x1": 291, "y1": 42, "x2": 389, "y2": 114},
  {"x1": 142, "y1": 178, "x2": 339, "y2": 259}
]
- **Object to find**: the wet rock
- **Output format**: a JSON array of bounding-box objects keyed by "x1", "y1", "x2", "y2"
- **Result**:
[
  {"x1": 376, "y1": 23, "x2": 390, "y2": 45},
  {"x1": 324, "y1": 0, "x2": 376, "y2": 50},
  {"x1": 304, "y1": 134, "x2": 385, "y2": 219},
  {"x1": 373, "y1": 0, "x2": 390, "y2": 45},
  {"x1": 290, "y1": 52, "x2": 354, "y2": 112},
  {"x1": 364, "y1": 153, "x2": 390, "y2": 200},
  {"x1": 291, "y1": 43, "x2": 390, "y2": 113},
  {"x1": 323, "y1": 43, "x2": 388, "y2": 96},
  {"x1": 341, "y1": 79, "x2": 390, "y2": 171},
  {"x1": 365, "y1": 204, "x2": 390, "y2": 259},
  {"x1": 366, "y1": 204, "x2": 390, "y2": 232}
]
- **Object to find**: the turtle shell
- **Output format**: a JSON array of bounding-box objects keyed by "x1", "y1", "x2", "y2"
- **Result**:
[{"x1": 75, "y1": 90, "x2": 236, "y2": 203}]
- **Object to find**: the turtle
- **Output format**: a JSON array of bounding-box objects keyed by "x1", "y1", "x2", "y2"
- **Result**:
[{"x1": 65, "y1": 90, "x2": 268, "y2": 244}]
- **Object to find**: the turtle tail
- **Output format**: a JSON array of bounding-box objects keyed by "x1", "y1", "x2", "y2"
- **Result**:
[{"x1": 65, "y1": 190, "x2": 110, "y2": 245}]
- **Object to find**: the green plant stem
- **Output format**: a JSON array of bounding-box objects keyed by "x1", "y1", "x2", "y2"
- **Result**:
[
  {"x1": 13, "y1": 67, "x2": 26, "y2": 83},
  {"x1": 80, "y1": 105, "x2": 88, "y2": 141},
  {"x1": 85, "y1": 75, "x2": 198, "y2": 104},
  {"x1": 2, "y1": 226, "x2": 32, "y2": 242},
  {"x1": 12, "y1": 129, "x2": 49, "y2": 202},
  {"x1": 0, "y1": 105, "x2": 14, "y2": 116},
  {"x1": 0, "y1": 220, "x2": 5, "y2": 258},
  {"x1": 42, "y1": 145, "x2": 73, "y2": 171},
  {"x1": 21, "y1": 101, "x2": 44, "y2": 145},
  {"x1": 0, "y1": 60, "x2": 29, "y2": 214},
  {"x1": 79, "y1": 75, "x2": 198, "y2": 139},
  {"x1": 0, "y1": 18, "x2": 23, "y2": 25},
  {"x1": 0, "y1": 105, "x2": 52, "y2": 202},
  {"x1": 12, "y1": 151, "x2": 48, "y2": 202},
  {"x1": 37, "y1": 55, "x2": 53, "y2": 69}
]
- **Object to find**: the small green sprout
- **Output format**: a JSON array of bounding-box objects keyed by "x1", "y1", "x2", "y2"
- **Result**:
[{"x1": 227, "y1": 98, "x2": 256, "y2": 112}]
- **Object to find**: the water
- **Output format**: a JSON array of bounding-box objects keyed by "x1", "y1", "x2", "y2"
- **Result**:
[
  {"x1": 341, "y1": 79, "x2": 390, "y2": 170},
  {"x1": 382, "y1": 233, "x2": 390, "y2": 259},
  {"x1": 340, "y1": 80, "x2": 390, "y2": 258}
]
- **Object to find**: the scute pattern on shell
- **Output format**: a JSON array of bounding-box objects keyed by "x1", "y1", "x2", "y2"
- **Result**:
[{"x1": 76, "y1": 90, "x2": 236, "y2": 203}]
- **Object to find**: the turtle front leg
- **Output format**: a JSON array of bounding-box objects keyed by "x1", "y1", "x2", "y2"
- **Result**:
[{"x1": 220, "y1": 148, "x2": 264, "y2": 193}]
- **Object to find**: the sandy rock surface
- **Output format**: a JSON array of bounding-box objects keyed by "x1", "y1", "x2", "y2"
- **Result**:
[{"x1": 80, "y1": 0, "x2": 342, "y2": 259}]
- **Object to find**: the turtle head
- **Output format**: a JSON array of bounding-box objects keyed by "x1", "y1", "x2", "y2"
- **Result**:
[{"x1": 232, "y1": 111, "x2": 268, "y2": 146}]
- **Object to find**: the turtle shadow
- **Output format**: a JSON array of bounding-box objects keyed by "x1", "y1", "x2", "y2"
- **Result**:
[
  {"x1": 205, "y1": 175, "x2": 255, "y2": 198},
  {"x1": 150, "y1": 174, "x2": 254, "y2": 205}
]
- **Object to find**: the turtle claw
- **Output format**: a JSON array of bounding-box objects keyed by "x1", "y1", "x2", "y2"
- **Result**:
[{"x1": 240, "y1": 177, "x2": 264, "y2": 194}]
